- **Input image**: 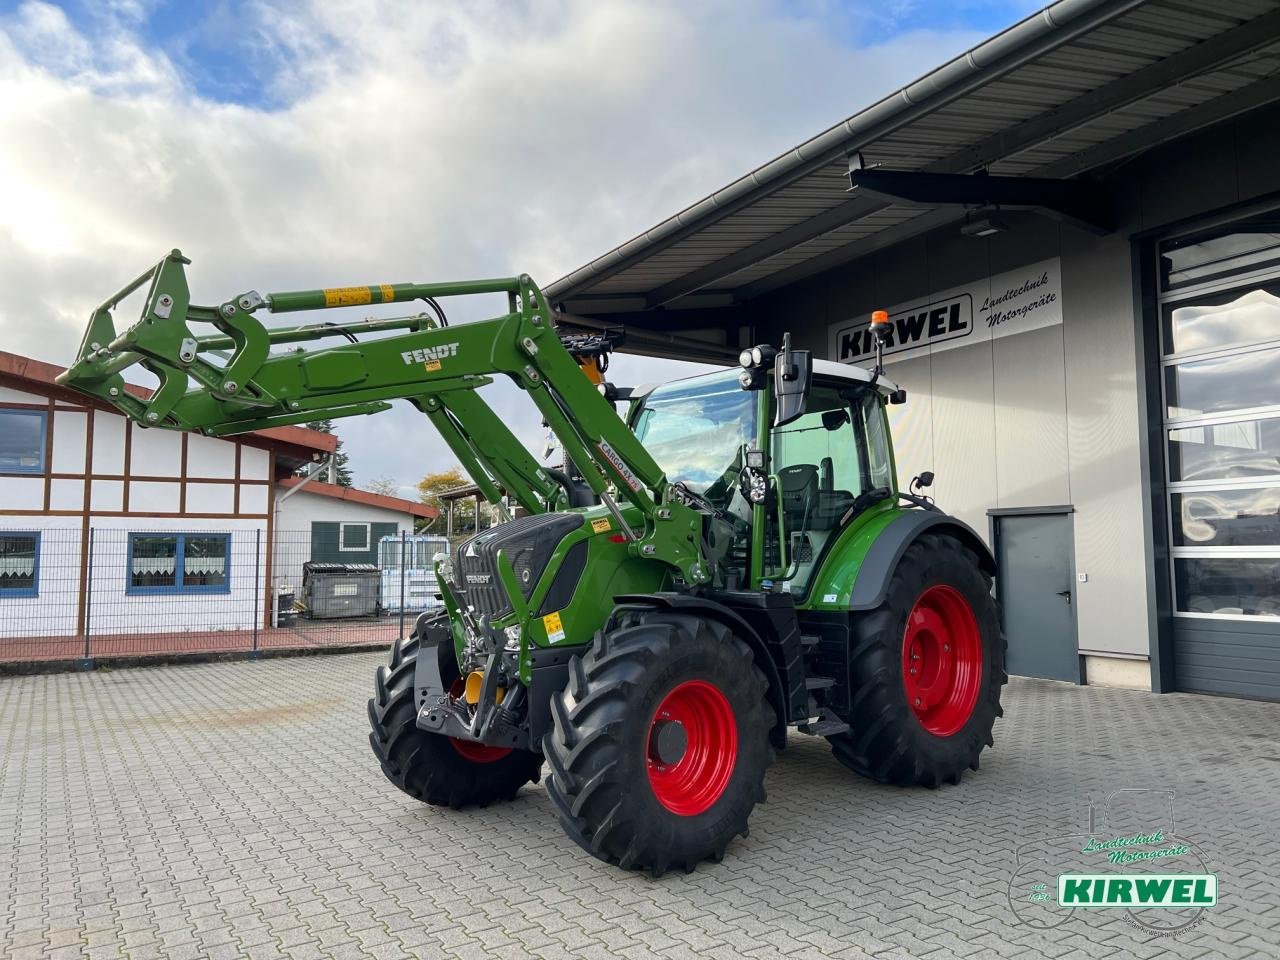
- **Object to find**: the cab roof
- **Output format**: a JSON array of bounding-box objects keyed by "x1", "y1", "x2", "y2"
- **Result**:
[{"x1": 633, "y1": 358, "x2": 900, "y2": 401}]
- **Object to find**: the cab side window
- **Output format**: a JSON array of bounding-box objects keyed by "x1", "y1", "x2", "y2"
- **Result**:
[
  {"x1": 772, "y1": 387, "x2": 864, "y2": 504},
  {"x1": 860, "y1": 392, "x2": 894, "y2": 491}
]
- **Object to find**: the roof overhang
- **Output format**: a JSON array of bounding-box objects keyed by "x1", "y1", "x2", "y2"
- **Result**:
[
  {"x1": 277, "y1": 477, "x2": 438, "y2": 519},
  {"x1": 548, "y1": 0, "x2": 1280, "y2": 357}
]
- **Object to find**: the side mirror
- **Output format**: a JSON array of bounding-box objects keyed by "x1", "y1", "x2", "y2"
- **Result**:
[
  {"x1": 773, "y1": 333, "x2": 811, "y2": 427},
  {"x1": 821, "y1": 409, "x2": 850, "y2": 431}
]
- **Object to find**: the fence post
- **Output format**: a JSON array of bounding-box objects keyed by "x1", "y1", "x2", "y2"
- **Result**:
[
  {"x1": 80, "y1": 526, "x2": 95, "y2": 671},
  {"x1": 398, "y1": 529, "x2": 407, "y2": 640},
  {"x1": 251, "y1": 527, "x2": 261, "y2": 659}
]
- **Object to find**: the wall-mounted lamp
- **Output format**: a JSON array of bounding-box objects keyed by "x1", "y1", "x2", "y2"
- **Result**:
[{"x1": 960, "y1": 207, "x2": 1008, "y2": 239}]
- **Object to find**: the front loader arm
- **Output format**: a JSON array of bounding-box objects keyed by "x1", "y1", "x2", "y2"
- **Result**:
[
  {"x1": 56, "y1": 250, "x2": 711, "y2": 584},
  {"x1": 413, "y1": 387, "x2": 565, "y2": 516}
]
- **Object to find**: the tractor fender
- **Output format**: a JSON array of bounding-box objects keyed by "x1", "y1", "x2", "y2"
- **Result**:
[
  {"x1": 848, "y1": 511, "x2": 996, "y2": 611},
  {"x1": 613, "y1": 592, "x2": 789, "y2": 750}
]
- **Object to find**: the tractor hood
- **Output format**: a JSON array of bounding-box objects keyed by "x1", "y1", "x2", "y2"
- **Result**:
[{"x1": 444, "y1": 512, "x2": 587, "y2": 623}]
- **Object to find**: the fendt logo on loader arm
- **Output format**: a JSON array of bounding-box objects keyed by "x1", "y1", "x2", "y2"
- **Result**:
[{"x1": 401, "y1": 343, "x2": 460, "y2": 371}]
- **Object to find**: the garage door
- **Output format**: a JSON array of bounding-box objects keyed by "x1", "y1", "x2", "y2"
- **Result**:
[{"x1": 1158, "y1": 219, "x2": 1280, "y2": 699}]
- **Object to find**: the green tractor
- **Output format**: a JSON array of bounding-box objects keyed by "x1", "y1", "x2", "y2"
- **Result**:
[{"x1": 60, "y1": 251, "x2": 1006, "y2": 875}]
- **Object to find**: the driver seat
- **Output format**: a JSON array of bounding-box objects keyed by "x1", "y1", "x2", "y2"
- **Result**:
[{"x1": 778, "y1": 464, "x2": 818, "y2": 528}]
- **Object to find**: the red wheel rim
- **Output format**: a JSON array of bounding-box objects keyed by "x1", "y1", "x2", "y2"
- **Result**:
[
  {"x1": 449, "y1": 737, "x2": 512, "y2": 763},
  {"x1": 902, "y1": 584, "x2": 983, "y2": 737},
  {"x1": 447, "y1": 679, "x2": 512, "y2": 764},
  {"x1": 645, "y1": 680, "x2": 738, "y2": 816}
]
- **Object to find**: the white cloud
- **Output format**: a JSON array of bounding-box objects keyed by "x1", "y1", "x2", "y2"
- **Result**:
[{"x1": 0, "y1": 0, "x2": 986, "y2": 490}]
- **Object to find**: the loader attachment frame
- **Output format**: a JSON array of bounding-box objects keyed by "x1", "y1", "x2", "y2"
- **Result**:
[{"x1": 56, "y1": 249, "x2": 710, "y2": 584}]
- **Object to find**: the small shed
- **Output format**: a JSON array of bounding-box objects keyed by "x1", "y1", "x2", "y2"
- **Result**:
[{"x1": 273, "y1": 479, "x2": 438, "y2": 600}]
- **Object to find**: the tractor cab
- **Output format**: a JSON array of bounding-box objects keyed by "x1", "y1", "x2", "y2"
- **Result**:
[{"x1": 628, "y1": 347, "x2": 902, "y2": 598}]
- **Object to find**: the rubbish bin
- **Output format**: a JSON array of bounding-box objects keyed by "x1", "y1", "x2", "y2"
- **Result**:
[{"x1": 301, "y1": 562, "x2": 380, "y2": 619}]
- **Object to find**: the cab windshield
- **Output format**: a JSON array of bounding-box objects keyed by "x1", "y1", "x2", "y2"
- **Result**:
[{"x1": 632, "y1": 370, "x2": 756, "y2": 502}]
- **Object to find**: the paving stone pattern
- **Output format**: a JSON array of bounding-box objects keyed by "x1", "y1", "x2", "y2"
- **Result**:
[{"x1": 1, "y1": 653, "x2": 1278, "y2": 959}]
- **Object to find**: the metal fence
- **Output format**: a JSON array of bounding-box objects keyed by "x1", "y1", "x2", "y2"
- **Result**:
[{"x1": 0, "y1": 528, "x2": 436, "y2": 667}]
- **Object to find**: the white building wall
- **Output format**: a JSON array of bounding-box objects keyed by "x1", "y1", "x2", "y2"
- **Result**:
[
  {"x1": 0, "y1": 477, "x2": 44, "y2": 511},
  {"x1": 277, "y1": 492, "x2": 414, "y2": 529},
  {"x1": 0, "y1": 515, "x2": 82, "y2": 640},
  {"x1": 84, "y1": 517, "x2": 266, "y2": 638},
  {"x1": 92, "y1": 414, "x2": 126, "y2": 474},
  {"x1": 1, "y1": 385, "x2": 286, "y2": 642},
  {"x1": 130, "y1": 426, "x2": 182, "y2": 477},
  {"x1": 51, "y1": 411, "x2": 87, "y2": 473},
  {"x1": 241, "y1": 446, "x2": 270, "y2": 481},
  {"x1": 1059, "y1": 229, "x2": 1151, "y2": 658},
  {"x1": 766, "y1": 213, "x2": 1152, "y2": 661},
  {"x1": 0, "y1": 386, "x2": 43, "y2": 404}
]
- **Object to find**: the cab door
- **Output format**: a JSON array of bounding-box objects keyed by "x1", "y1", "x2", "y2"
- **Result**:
[{"x1": 769, "y1": 384, "x2": 891, "y2": 594}]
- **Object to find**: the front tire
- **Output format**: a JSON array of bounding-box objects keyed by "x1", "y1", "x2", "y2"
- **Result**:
[
  {"x1": 368, "y1": 621, "x2": 542, "y2": 808},
  {"x1": 543, "y1": 610, "x2": 774, "y2": 875},
  {"x1": 828, "y1": 533, "x2": 1006, "y2": 787}
]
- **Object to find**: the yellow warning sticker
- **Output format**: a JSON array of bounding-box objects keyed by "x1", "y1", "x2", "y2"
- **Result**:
[
  {"x1": 323, "y1": 286, "x2": 373, "y2": 307},
  {"x1": 591, "y1": 518, "x2": 612, "y2": 533},
  {"x1": 542, "y1": 610, "x2": 566, "y2": 644},
  {"x1": 424, "y1": 359, "x2": 442, "y2": 372},
  {"x1": 379, "y1": 284, "x2": 395, "y2": 303}
]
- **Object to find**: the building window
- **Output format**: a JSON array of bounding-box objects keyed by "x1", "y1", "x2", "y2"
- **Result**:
[
  {"x1": 0, "y1": 533, "x2": 39, "y2": 597},
  {"x1": 0, "y1": 409, "x2": 47, "y2": 474},
  {"x1": 127, "y1": 533, "x2": 230, "y2": 595},
  {"x1": 339, "y1": 523, "x2": 371, "y2": 552},
  {"x1": 1159, "y1": 220, "x2": 1280, "y2": 621}
]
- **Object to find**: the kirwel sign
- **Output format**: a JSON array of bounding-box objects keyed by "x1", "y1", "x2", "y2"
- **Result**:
[{"x1": 829, "y1": 257, "x2": 1063, "y2": 365}]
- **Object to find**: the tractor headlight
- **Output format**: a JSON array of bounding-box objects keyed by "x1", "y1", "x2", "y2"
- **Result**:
[
  {"x1": 739, "y1": 348, "x2": 754, "y2": 368},
  {"x1": 742, "y1": 466, "x2": 769, "y2": 504}
]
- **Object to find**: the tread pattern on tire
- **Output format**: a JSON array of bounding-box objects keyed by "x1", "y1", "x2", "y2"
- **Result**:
[
  {"x1": 828, "y1": 533, "x2": 1007, "y2": 788},
  {"x1": 367, "y1": 618, "x2": 542, "y2": 809},
  {"x1": 543, "y1": 609, "x2": 775, "y2": 876}
]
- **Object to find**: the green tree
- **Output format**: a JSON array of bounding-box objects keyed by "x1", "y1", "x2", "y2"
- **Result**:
[
  {"x1": 302, "y1": 419, "x2": 354, "y2": 486},
  {"x1": 418, "y1": 466, "x2": 476, "y2": 536}
]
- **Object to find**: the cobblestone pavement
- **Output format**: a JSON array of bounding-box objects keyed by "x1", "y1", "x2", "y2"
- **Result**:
[{"x1": 2, "y1": 653, "x2": 1278, "y2": 959}]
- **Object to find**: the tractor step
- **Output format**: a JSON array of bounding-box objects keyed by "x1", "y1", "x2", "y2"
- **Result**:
[
  {"x1": 797, "y1": 707, "x2": 850, "y2": 738},
  {"x1": 807, "y1": 717, "x2": 851, "y2": 737},
  {"x1": 800, "y1": 633, "x2": 821, "y2": 648},
  {"x1": 805, "y1": 676, "x2": 836, "y2": 691}
]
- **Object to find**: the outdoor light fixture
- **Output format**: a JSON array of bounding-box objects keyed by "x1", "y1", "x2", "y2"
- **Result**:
[
  {"x1": 960, "y1": 208, "x2": 1009, "y2": 239},
  {"x1": 738, "y1": 344, "x2": 777, "y2": 369},
  {"x1": 738, "y1": 343, "x2": 775, "y2": 390}
]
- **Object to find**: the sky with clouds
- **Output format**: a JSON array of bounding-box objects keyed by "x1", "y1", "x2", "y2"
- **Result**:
[{"x1": 0, "y1": 0, "x2": 1040, "y2": 497}]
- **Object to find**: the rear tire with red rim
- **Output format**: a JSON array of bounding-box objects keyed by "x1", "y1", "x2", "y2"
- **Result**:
[
  {"x1": 828, "y1": 533, "x2": 1006, "y2": 788},
  {"x1": 543, "y1": 609, "x2": 774, "y2": 876},
  {"x1": 368, "y1": 616, "x2": 542, "y2": 808}
]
